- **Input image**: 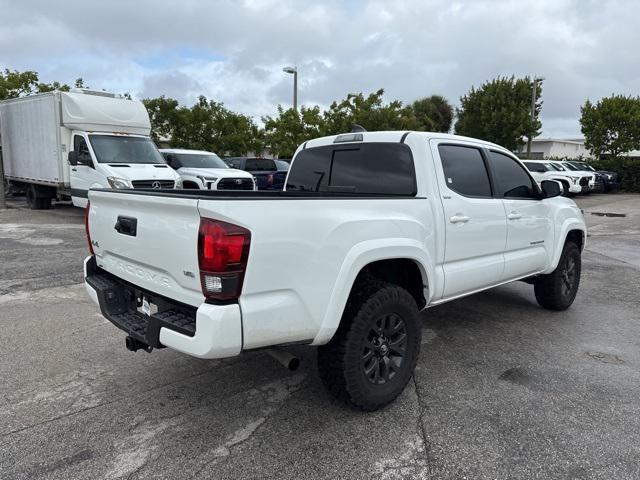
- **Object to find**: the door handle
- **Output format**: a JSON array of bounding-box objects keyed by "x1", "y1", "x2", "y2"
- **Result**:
[
  {"x1": 450, "y1": 215, "x2": 470, "y2": 224},
  {"x1": 507, "y1": 212, "x2": 522, "y2": 220}
]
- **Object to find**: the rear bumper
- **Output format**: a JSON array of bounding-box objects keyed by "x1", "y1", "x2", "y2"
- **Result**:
[{"x1": 84, "y1": 256, "x2": 242, "y2": 359}]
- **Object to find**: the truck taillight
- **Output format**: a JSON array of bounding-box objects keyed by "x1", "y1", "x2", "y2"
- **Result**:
[
  {"x1": 85, "y1": 201, "x2": 94, "y2": 255},
  {"x1": 267, "y1": 174, "x2": 274, "y2": 187},
  {"x1": 198, "y1": 218, "x2": 251, "y2": 302}
]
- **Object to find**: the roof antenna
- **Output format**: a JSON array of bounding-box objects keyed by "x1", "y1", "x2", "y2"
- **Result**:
[{"x1": 351, "y1": 124, "x2": 366, "y2": 133}]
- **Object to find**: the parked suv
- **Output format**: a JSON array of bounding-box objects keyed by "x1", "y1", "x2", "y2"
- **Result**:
[
  {"x1": 522, "y1": 160, "x2": 582, "y2": 196},
  {"x1": 566, "y1": 161, "x2": 619, "y2": 192},
  {"x1": 550, "y1": 161, "x2": 595, "y2": 193},
  {"x1": 160, "y1": 149, "x2": 256, "y2": 191},
  {"x1": 85, "y1": 131, "x2": 585, "y2": 411},
  {"x1": 223, "y1": 157, "x2": 286, "y2": 190}
]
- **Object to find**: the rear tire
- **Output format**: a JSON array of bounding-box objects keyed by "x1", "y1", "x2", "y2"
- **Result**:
[
  {"x1": 534, "y1": 242, "x2": 581, "y2": 311},
  {"x1": 26, "y1": 184, "x2": 52, "y2": 209},
  {"x1": 318, "y1": 280, "x2": 421, "y2": 411}
]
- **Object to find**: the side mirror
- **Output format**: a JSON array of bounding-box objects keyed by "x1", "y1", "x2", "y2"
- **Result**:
[
  {"x1": 541, "y1": 180, "x2": 562, "y2": 198},
  {"x1": 68, "y1": 151, "x2": 78, "y2": 166}
]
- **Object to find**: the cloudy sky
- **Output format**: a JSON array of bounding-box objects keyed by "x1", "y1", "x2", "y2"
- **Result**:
[{"x1": 1, "y1": 0, "x2": 638, "y2": 137}]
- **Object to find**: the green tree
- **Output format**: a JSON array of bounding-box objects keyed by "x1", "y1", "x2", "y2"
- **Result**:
[
  {"x1": 455, "y1": 76, "x2": 542, "y2": 150},
  {"x1": 144, "y1": 95, "x2": 263, "y2": 156},
  {"x1": 580, "y1": 95, "x2": 640, "y2": 159},
  {"x1": 0, "y1": 69, "x2": 40, "y2": 99},
  {"x1": 411, "y1": 95, "x2": 453, "y2": 132},
  {"x1": 0, "y1": 69, "x2": 83, "y2": 100},
  {"x1": 262, "y1": 105, "x2": 323, "y2": 158},
  {"x1": 321, "y1": 88, "x2": 417, "y2": 135},
  {"x1": 142, "y1": 96, "x2": 181, "y2": 143}
]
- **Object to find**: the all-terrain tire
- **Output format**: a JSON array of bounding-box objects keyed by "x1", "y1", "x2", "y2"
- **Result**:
[
  {"x1": 318, "y1": 280, "x2": 421, "y2": 411},
  {"x1": 534, "y1": 241, "x2": 581, "y2": 311}
]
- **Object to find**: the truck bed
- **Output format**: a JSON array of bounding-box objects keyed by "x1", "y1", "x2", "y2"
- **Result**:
[{"x1": 87, "y1": 187, "x2": 431, "y2": 350}]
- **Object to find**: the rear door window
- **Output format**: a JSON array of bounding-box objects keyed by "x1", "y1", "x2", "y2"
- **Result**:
[
  {"x1": 438, "y1": 145, "x2": 492, "y2": 197},
  {"x1": 286, "y1": 143, "x2": 416, "y2": 195}
]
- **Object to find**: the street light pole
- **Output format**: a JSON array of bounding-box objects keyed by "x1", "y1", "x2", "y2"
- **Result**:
[
  {"x1": 526, "y1": 76, "x2": 543, "y2": 159},
  {"x1": 282, "y1": 66, "x2": 298, "y2": 111},
  {"x1": 0, "y1": 147, "x2": 6, "y2": 209}
]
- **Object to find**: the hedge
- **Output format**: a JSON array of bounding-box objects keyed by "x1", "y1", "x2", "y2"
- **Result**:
[{"x1": 590, "y1": 158, "x2": 640, "y2": 193}]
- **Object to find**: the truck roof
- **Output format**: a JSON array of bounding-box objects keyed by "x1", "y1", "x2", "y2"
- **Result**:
[{"x1": 301, "y1": 130, "x2": 506, "y2": 152}]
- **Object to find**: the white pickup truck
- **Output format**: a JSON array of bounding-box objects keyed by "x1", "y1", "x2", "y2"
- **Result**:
[{"x1": 84, "y1": 131, "x2": 586, "y2": 411}]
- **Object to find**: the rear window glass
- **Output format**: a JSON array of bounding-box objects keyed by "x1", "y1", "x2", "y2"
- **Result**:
[
  {"x1": 438, "y1": 145, "x2": 492, "y2": 197},
  {"x1": 286, "y1": 143, "x2": 416, "y2": 195},
  {"x1": 246, "y1": 158, "x2": 276, "y2": 171}
]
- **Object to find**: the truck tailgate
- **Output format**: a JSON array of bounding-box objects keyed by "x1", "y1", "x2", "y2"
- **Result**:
[{"x1": 88, "y1": 190, "x2": 203, "y2": 306}]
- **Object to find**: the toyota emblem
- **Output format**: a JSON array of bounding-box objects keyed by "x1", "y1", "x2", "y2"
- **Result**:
[{"x1": 152, "y1": 181, "x2": 161, "y2": 189}]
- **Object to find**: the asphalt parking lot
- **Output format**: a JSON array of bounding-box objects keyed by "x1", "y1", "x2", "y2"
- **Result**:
[{"x1": 1, "y1": 193, "x2": 639, "y2": 479}]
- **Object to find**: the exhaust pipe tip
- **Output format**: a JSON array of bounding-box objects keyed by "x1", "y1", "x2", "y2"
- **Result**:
[{"x1": 265, "y1": 348, "x2": 300, "y2": 371}]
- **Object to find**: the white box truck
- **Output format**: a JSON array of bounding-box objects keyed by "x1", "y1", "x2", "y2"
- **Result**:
[{"x1": 0, "y1": 89, "x2": 181, "y2": 209}]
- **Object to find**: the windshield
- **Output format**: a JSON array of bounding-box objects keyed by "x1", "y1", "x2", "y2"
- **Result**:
[
  {"x1": 89, "y1": 135, "x2": 165, "y2": 164},
  {"x1": 562, "y1": 162, "x2": 580, "y2": 171},
  {"x1": 575, "y1": 162, "x2": 595, "y2": 171},
  {"x1": 275, "y1": 160, "x2": 290, "y2": 171},
  {"x1": 549, "y1": 163, "x2": 568, "y2": 171},
  {"x1": 170, "y1": 153, "x2": 228, "y2": 169}
]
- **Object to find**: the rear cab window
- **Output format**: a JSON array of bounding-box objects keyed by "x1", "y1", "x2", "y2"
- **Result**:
[
  {"x1": 246, "y1": 159, "x2": 276, "y2": 171},
  {"x1": 286, "y1": 143, "x2": 416, "y2": 195},
  {"x1": 438, "y1": 144, "x2": 492, "y2": 197}
]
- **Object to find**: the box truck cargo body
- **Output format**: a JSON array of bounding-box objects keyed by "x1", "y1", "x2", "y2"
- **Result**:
[{"x1": 0, "y1": 90, "x2": 180, "y2": 209}]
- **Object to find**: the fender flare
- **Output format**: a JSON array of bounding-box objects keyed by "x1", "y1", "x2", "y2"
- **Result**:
[
  {"x1": 311, "y1": 239, "x2": 434, "y2": 345},
  {"x1": 545, "y1": 220, "x2": 586, "y2": 273}
]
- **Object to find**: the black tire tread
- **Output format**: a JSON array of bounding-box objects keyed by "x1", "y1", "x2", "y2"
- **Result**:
[
  {"x1": 318, "y1": 278, "x2": 421, "y2": 411},
  {"x1": 534, "y1": 241, "x2": 581, "y2": 311}
]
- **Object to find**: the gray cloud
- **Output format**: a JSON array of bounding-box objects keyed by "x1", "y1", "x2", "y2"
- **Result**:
[{"x1": 1, "y1": 0, "x2": 639, "y2": 137}]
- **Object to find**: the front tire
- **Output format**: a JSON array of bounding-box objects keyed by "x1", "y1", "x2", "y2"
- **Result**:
[
  {"x1": 534, "y1": 242, "x2": 581, "y2": 311},
  {"x1": 318, "y1": 281, "x2": 421, "y2": 411}
]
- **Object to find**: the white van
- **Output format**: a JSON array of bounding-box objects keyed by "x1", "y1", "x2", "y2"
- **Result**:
[{"x1": 0, "y1": 89, "x2": 181, "y2": 209}]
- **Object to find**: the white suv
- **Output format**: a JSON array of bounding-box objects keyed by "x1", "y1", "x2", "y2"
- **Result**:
[
  {"x1": 160, "y1": 149, "x2": 256, "y2": 191},
  {"x1": 522, "y1": 160, "x2": 583, "y2": 195}
]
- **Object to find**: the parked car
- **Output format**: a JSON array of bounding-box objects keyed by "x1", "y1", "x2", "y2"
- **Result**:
[
  {"x1": 566, "y1": 161, "x2": 619, "y2": 192},
  {"x1": 224, "y1": 157, "x2": 286, "y2": 190},
  {"x1": 84, "y1": 130, "x2": 586, "y2": 411},
  {"x1": 522, "y1": 160, "x2": 582, "y2": 196},
  {"x1": 0, "y1": 89, "x2": 180, "y2": 209},
  {"x1": 548, "y1": 161, "x2": 595, "y2": 193},
  {"x1": 556, "y1": 161, "x2": 601, "y2": 193},
  {"x1": 160, "y1": 149, "x2": 256, "y2": 191}
]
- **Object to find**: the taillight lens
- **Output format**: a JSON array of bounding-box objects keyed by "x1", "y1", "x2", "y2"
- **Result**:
[
  {"x1": 85, "y1": 201, "x2": 94, "y2": 255},
  {"x1": 198, "y1": 218, "x2": 251, "y2": 302},
  {"x1": 267, "y1": 174, "x2": 274, "y2": 187}
]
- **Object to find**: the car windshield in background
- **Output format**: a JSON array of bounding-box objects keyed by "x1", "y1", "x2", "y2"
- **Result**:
[
  {"x1": 275, "y1": 160, "x2": 290, "y2": 171},
  {"x1": 286, "y1": 143, "x2": 416, "y2": 195},
  {"x1": 574, "y1": 162, "x2": 595, "y2": 171},
  {"x1": 562, "y1": 163, "x2": 580, "y2": 171},
  {"x1": 90, "y1": 135, "x2": 165, "y2": 164},
  {"x1": 523, "y1": 162, "x2": 547, "y2": 172},
  {"x1": 246, "y1": 159, "x2": 277, "y2": 171},
  {"x1": 174, "y1": 153, "x2": 228, "y2": 169}
]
